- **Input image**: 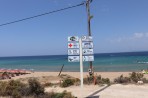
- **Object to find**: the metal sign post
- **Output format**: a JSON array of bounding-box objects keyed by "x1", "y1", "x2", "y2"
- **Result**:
[
  {"x1": 79, "y1": 38, "x2": 83, "y2": 89},
  {"x1": 68, "y1": 36, "x2": 94, "y2": 97}
]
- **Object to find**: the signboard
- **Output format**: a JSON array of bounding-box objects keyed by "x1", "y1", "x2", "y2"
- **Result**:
[
  {"x1": 68, "y1": 56, "x2": 80, "y2": 62},
  {"x1": 81, "y1": 36, "x2": 93, "y2": 41},
  {"x1": 68, "y1": 36, "x2": 79, "y2": 42},
  {"x1": 68, "y1": 43, "x2": 79, "y2": 48},
  {"x1": 68, "y1": 36, "x2": 94, "y2": 62},
  {"x1": 83, "y1": 56, "x2": 94, "y2": 61},
  {"x1": 82, "y1": 42, "x2": 93, "y2": 49},
  {"x1": 83, "y1": 49, "x2": 93, "y2": 55},
  {"x1": 68, "y1": 49, "x2": 79, "y2": 55}
]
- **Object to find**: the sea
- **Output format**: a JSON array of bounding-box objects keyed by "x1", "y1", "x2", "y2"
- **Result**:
[{"x1": 0, "y1": 51, "x2": 148, "y2": 72}]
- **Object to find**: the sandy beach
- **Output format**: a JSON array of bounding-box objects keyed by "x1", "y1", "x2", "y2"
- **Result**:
[
  {"x1": 4, "y1": 71, "x2": 148, "y2": 81},
  {"x1": 1, "y1": 71, "x2": 148, "y2": 98}
]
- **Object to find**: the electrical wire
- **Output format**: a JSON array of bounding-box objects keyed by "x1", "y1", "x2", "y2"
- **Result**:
[{"x1": 0, "y1": 2, "x2": 85, "y2": 27}]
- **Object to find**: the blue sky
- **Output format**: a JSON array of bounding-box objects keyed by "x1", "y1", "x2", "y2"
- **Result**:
[{"x1": 0, "y1": 0, "x2": 148, "y2": 57}]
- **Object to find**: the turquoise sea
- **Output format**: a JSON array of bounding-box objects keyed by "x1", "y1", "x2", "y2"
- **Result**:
[{"x1": 0, "y1": 52, "x2": 148, "y2": 72}]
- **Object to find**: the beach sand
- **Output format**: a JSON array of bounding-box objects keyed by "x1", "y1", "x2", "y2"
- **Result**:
[
  {"x1": 3, "y1": 72, "x2": 132, "y2": 81},
  {"x1": 4, "y1": 71, "x2": 148, "y2": 82},
  {"x1": 1, "y1": 71, "x2": 148, "y2": 98}
]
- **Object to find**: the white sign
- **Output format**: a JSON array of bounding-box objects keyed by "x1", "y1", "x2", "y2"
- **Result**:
[
  {"x1": 83, "y1": 49, "x2": 93, "y2": 55},
  {"x1": 82, "y1": 42, "x2": 93, "y2": 49},
  {"x1": 68, "y1": 43, "x2": 79, "y2": 48},
  {"x1": 83, "y1": 56, "x2": 94, "y2": 61},
  {"x1": 68, "y1": 36, "x2": 79, "y2": 42},
  {"x1": 68, "y1": 49, "x2": 79, "y2": 55},
  {"x1": 68, "y1": 56, "x2": 80, "y2": 62},
  {"x1": 81, "y1": 36, "x2": 93, "y2": 41}
]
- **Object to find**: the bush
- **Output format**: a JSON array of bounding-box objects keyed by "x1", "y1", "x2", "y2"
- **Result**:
[
  {"x1": 61, "y1": 79, "x2": 74, "y2": 87},
  {"x1": 74, "y1": 78, "x2": 80, "y2": 86},
  {"x1": 114, "y1": 75, "x2": 130, "y2": 84},
  {"x1": 54, "y1": 91, "x2": 75, "y2": 98},
  {"x1": 0, "y1": 79, "x2": 76, "y2": 98},
  {"x1": 28, "y1": 78, "x2": 45, "y2": 96},
  {"x1": 0, "y1": 80, "x2": 26, "y2": 98},
  {"x1": 0, "y1": 81, "x2": 8, "y2": 96},
  {"x1": 84, "y1": 75, "x2": 110, "y2": 85},
  {"x1": 130, "y1": 72, "x2": 144, "y2": 83},
  {"x1": 84, "y1": 76, "x2": 94, "y2": 84},
  {"x1": 101, "y1": 78, "x2": 110, "y2": 84}
]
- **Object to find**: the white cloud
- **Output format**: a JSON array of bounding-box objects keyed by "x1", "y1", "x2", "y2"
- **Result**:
[
  {"x1": 109, "y1": 32, "x2": 148, "y2": 43},
  {"x1": 133, "y1": 33, "x2": 144, "y2": 39},
  {"x1": 146, "y1": 33, "x2": 148, "y2": 37}
]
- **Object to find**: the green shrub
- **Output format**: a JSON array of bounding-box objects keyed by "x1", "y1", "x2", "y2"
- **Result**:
[
  {"x1": 101, "y1": 78, "x2": 110, "y2": 84},
  {"x1": 61, "y1": 79, "x2": 74, "y2": 87},
  {"x1": 74, "y1": 78, "x2": 80, "y2": 86},
  {"x1": 28, "y1": 78, "x2": 45, "y2": 96},
  {"x1": 114, "y1": 75, "x2": 130, "y2": 84},
  {"x1": 130, "y1": 72, "x2": 144, "y2": 83},
  {"x1": 84, "y1": 75, "x2": 110, "y2": 85},
  {"x1": 0, "y1": 79, "x2": 76, "y2": 98},
  {"x1": 12, "y1": 89, "x2": 22, "y2": 98},
  {"x1": 5, "y1": 80, "x2": 24, "y2": 96},
  {"x1": 54, "y1": 91, "x2": 75, "y2": 98},
  {"x1": 84, "y1": 76, "x2": 94, "y2": 84},
  {"x1": 0, "y1": 81, "x2": 8, "y2": 96},
  {"x1": 0, "y1": 80, "x2": 26, "y2": 98}
]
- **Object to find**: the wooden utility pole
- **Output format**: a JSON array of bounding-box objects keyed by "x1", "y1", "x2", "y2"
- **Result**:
[{"x1": 86, "y1": 0, "x2": 93, "y2": 75}]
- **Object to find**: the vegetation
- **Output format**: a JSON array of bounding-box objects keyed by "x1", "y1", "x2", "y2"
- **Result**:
[
  {"x1": 60, "y1": 78, "x2": 75, "y2": 87},
  {"x1": 0, "y1": 72, "x2": 148, "y2": 98},
  {"x1": 84, "y1": 75, "x2": 110, "y2": 85},
  {"x1": 114, "y1": 75, "x2": 130, "y2": 84},
  {"x1": 114, "y1": 72, "x2": 148, "y2": 84},
  {"x1": 0, "y1": 79, "x2": 75, "y2": 98},
  {"x1": 129, "y1": 72, "x2": 144, "y2": 83}
]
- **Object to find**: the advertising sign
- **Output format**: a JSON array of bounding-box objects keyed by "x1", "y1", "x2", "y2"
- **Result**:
[
  {"x1": 68, "y1": 49, "x2": 79, "y2": 55},
  {"x1": 83, "y1": 49, "x2": 93, "y2": 55},
  {"x1": 81, "y1": 36, "x2": 93, "y2": 41},
  {"x1": 83, "y1": 56, "x2": 94, "y2": 61},
  {"x1": 82, "y1": 42, "x2": 93, "y2": 49},
  {"x1": 68, "y1": 43, "x2": 79, "y2": 48},
  {"x1": 68, "y1": 36, "x2": 79, "y2": 42},
  {"x1": 68, "y1": 56, "x2": 80, "y2": 62}
]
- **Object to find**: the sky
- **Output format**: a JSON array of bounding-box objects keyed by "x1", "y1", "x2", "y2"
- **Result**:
[{"x1": 0, "y1": 0, "x2": 148, "y2": 57}]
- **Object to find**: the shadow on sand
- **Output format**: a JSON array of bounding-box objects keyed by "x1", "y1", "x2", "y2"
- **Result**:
[{"x1": 85, "y1": 85, "x2": 110, "y2": 98}]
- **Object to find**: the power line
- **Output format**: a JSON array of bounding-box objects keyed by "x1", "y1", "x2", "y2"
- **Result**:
[{"x1": 0, "y1": 2, "x2": 84, "y2": 27}]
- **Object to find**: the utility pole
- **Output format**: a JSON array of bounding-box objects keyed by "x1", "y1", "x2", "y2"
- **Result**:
[{"x1": 86, "y1": 0, "x2": 93, "y2": 76}]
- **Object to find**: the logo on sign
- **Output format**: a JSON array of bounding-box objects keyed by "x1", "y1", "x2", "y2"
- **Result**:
[
  {"x1": 68, "y1": 49, "x2": 79, "y2": 55},
  {"x1": 83, "y1": 49, "x2": 93, "y2": 55},
  {"x1": 81, "y1": 36, "x2": 93, "y2": 41},
  {"x1": 68, "y1": 56, "x2": 80, "y2": 62},
  {"x1": 82, "y1": 42, "x2": 93, "y2": 49},
  {"x1": 68, "y1": 43, "x2": 79, "y2": 48},
  {"x1": 68, "y1": 36, "x2": 79, "y2": 42},
  {"x1": 83, "y1": 56, "x2": 94, "y2": 61}
]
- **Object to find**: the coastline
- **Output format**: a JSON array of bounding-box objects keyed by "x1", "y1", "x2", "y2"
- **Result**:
[{"x1": 2, "y1": 71, "x2": 147, "y2": 82}]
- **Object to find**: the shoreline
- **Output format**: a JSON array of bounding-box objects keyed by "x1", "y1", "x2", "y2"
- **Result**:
[{"x1": 1, "y1": 71, "x2": 147, "y2": 82}]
